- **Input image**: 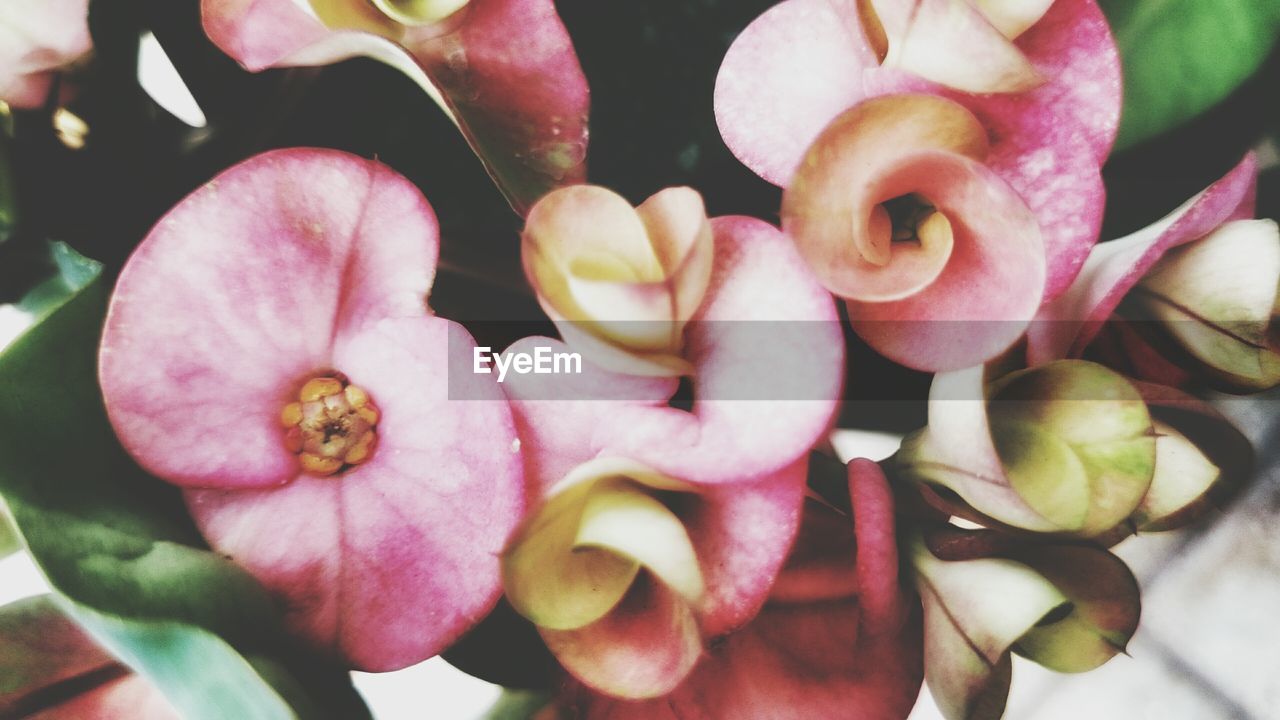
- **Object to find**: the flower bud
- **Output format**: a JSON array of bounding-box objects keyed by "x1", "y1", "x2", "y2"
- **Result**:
[
  {"x1": 913, "y1": 529, "x2": 1138, "y2": 720},
  {"x1": 522, "y1": 185, "x2": 714, "y2": 376},
  {"x1": 895, "y1": 360, "x2": 1156, "y2": 537},
  {"x1": 1128, "y1": 219, "x2": 1280, "y2": 392}
]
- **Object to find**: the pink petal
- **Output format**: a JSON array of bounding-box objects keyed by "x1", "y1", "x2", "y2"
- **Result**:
[
  {"x1": 201, "y1": 0, "x2": 589, "y2": 213},
  {"x1": 187, "y1": 317, "x2": 523, "y2": 671},
  {"x1": 685, "y1": 461, "x2": 807, "y2": 638},
  {"x1": 101, "y1": 149, "x2": 438, "y2": 490},
  {"x1": 849, "y1": 458, "x2": 903, "y2": 635},
  {"x1": 0, "y1": 0, "x2": 92, "y2": 108},
  {"x1": 713, "y1": 0, "x2": 869, "y2": 187},
  {"x1": 505, "y1": 216, "x2": 842, "y2": 486},
  {"x1": 1029, "y1": 154, "x2": 1259, "y2": 365},
  {"x1": 29, "y1": 676, "x2": 182, "y2": 719}
]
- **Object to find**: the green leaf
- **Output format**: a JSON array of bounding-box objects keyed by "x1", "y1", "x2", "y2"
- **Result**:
[
  {"x1": 1102, "y1": 0, "x2": 1280, "y2": 150},
  {"x1": 0, "y1": 245, "x2": 370, "y2": 720}
]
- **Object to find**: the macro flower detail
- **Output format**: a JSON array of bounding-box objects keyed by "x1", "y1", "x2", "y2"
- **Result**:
[
  {"x1": 98, "y1": 148, "x2": 525, "y2": 671},
  {"x1": 1032, "y1": 154, "x2": 1280, "y2": 393},
  {"x1": 782, "y1": 93, "x2": 1045, "y2": 370},
  {"x1": 551, "y1": 458, "x2": 924, "y2": 719},
  {"x1": 521, "y1": 185, "x2": 713, "y2": 376},
  {"x1": 505, "y1": 211, "x2": 844, "y2": 485},
  {"x1": 716, "y1": 0, "x2": 1121, "y2": 303},
  {"x1": 0, "y1": 0, "x2": 92, "y2": 108},
  {"x1": 201, "y1": 0, "x2": 590, "y2": 212},
  {"x1": 913, "y1": 528, "x2": 1139, "y2": 720},
  {"x1": 503, "y1": 456, "x2": 807, "y2": 699},
  {"x1": 894, "y1": 360, "x2": 1157, "y2": 537}
]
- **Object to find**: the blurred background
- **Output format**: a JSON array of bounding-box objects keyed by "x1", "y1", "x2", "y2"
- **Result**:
[{"x1": 1, "y1": 1, "x2": 1278, "y2": 718}]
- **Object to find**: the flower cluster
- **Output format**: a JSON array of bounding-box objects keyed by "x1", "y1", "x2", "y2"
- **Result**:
[{"x1": 9, "y1": 0, "x2": 1265, "y2": 719}]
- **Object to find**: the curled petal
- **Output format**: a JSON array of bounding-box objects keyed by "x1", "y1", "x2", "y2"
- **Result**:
[
  {"x1": 1030, "y1": 154, "x2": 1259, "y2": 364},
  {"x1": 201, "y1": 0, "x2": 589, "y2": 212},
  {"x1": 100, "y1": 149, "x2": 438, "y2": 490},
  {"x1": 186, "y1": 317, "x2": 523, "y2": 671},
  {"x1": 783, "y1": 94, "x2": 1044, "y2": 371}
]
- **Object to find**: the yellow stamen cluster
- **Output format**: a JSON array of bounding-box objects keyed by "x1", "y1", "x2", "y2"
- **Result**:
[{"x1": 281, "y1": 374, "x2": 380, "y2": 476}]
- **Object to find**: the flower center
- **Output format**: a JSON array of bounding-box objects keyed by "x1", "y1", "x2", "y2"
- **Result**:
[
  {"x1": 882, "y1": 193, "x2": 938, "y2": 246},
  {"x1": 281, "y1": 374, "x2": 380, "y2": 476},
  {"x1": 860, "y1": 193, "x2": 952, "y2": 267}
]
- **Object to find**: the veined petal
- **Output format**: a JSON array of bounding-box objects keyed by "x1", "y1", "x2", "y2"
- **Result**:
[
  {"x1": 100, "y1": 149, "x2": 437, "y2": 490},
  {"x1": 186, "y1": 316, "x2": 524, "y2": 671}
]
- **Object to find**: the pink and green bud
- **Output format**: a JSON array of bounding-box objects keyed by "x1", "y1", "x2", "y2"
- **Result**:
[
  {"x1": 521, "y1": 186, "x2": 714, "y2": 377},
  {"x1": 914, "y1": 528, "x2": 1139, "y2": 720},
  {"x1": 895, "y1": 360, "x2": 1157, "y2": 537}
]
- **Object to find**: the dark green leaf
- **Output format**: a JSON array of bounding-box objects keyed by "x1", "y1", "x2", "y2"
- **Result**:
[
  {"x1": 1102, "y1": 0, "x2": 1280, "y2": 150},
  {"x1": 0, "y1": 245, "x2": 369, "y2": 720}
]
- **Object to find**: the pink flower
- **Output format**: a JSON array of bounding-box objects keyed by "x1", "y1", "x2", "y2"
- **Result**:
[
  {"x1": 98, "y1": 148, "x2": 524, "y2": 671},
  {"x1": 551, "y1": 460, "x2": 924, "y2": 719},
  {"x1": 715, "y1": 0, "x2": 1121, "y2": 369},
  {"x1": 0, "y1": 0, "x2": 92, "y2": 109},
  {"x1": 201, "y1": 0, "x2": 590, "y2": 212},
  {"x1": 498, "y1": 208, "x2": 846, "y2": 698},
  {"x1": 506, "y1": 208, "x2": 845, "y2": 484},
  {"x1": 1031, "y1": 154, "x2": 1278, "y2": 392}
]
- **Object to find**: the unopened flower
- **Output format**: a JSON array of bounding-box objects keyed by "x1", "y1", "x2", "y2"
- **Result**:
[
  {"x1": 1031, "y1": 154, "x2": 1280, "y2": 393},
  {"x1": 201, "y1": 0, "x2": 589, "y2": 212},
  {"x1": 522, "y1": 185, "x2": 713, "y2": 376},
  {"x1": 912, "y1": 527, "x2": 1139, "y2": 720},
  {"x1": 99, "y1": 148, "x2": 524, "y2": 670},
  {"x1": 716, "y1": 0, "x2": 1120, "y2": 303},
  {"x1": 894, "y1": 360, "x2": 1157, "y2": 537},
  {"x1": 0, "y1": 0, "x2": 92, "y2": 109},
  {"x1": 782, "y1": 93, "x2": 1045, "y2": 370},
  {"x1": 550, "y1": 459, "x2": 924, "y2": 719}
]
